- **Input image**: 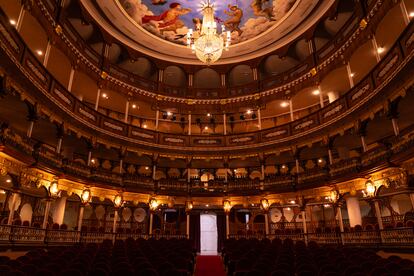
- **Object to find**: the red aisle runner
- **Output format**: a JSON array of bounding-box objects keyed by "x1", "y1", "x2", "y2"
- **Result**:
[{"x1": 195, "y1": 255, "x2": 226, "y2": 276}]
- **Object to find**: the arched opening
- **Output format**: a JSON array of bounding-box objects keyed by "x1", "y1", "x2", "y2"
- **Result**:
[{"x1": 200, "y1": 212, "x2": 218, "y2": 255}]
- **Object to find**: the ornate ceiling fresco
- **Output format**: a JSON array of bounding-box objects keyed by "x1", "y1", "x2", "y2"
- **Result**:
[
  {"x1": 119, "y1": 0, "x2": 297, "y2": 46},
  {"x1": 85, "y1": 0, "x2": 332, "y2": 64}
]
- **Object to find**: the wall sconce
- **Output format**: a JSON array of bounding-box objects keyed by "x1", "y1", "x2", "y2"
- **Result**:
[
  {"x1": 81, "y1": 189, "x2": 91, "y2": 204},
  {"x1": 329, "y1": 190, "x2": 338, "y2": 203},
  {"x1": 260, "y1": 198, "x2": 270, "y2": 211},
  {"x1": 223, "y1": 199, "x2": 232, "y2": 213},
  {"x1": 149, "y1": 198, "x2": 159, "y2": 211},
  {"x1": 49, "y1": 181, "x2": 60, "y2": 197},
  {"x1": 114, "y1": 194, "x2": 124, "y2": 208},
  {"x1": 364, "y1": 180, "x2": 376, "y2": 198},
  {"x1": 185, "y1": 200, "x2": 193, "y2": 212}
]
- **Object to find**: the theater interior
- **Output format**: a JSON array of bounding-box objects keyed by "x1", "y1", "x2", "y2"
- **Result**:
[{"x1": 0, "y1": 0, "x2": 414, "y2": 275}]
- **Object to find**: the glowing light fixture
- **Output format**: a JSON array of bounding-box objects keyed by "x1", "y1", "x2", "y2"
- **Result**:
[
  {"x1": 9, "y1": 19, "x2": 16, "y2": 26},
  {"x1": 149, "y1": 198, "x2": 159, "y2": 211},
  {"x1": 364, "y1": 180, "x2": 376, "y2": 197},
  {"x1": 280, "y1": 102, "x2": 289, "y2": 108},
  {"x1": 223, "y1": 199, "x2": 231, "y2": 213},
  {"x1": 114, "y1": 194, "x2": 124, "y2": 208},
  {"x1": 409, "y1": 12, "x2": 414, "y2": 18},
  {"x1": 186, "y1": 1, "x2": 231, "y2": 64},
  {"x1": 377, "y1": 47, "x2": 385, "y2": 54},
  {"x1": 260, "y1": 198, "x2": 270, "y2": 211},
  {"x1": 81, "y1": 189, "x2": 91, "y2": 204},
  {"x1": 36, "y1": 50, "x2": 43, "y2": 56},
  {"x1": 49, "y1": 181, "x2": 59, "y2": 197}
]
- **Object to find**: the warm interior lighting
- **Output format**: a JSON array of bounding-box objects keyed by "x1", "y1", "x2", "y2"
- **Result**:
[
  {"x1": 49, "y1": 181, "x2": 59, "y2": 196},
  {"x1": 205, "y1": 204, "x2": 209, "y2": 207},
  {"x1": 9, "y1": 19, "x2": 16, "y2": 26},
  {"x1": 167, "y1": 111, "x2": 172, "y2": 116},
  {"x1": 318, "y1": 158, "x2": 323, "y2": 163},
  {"x1": 132, "y1": 104, "x2": 137, "y2": 109},
  {"x1": 145, "y1": 166, "x2": 149, "y2": 170},
  {"x1": 247, "y1": 110, "x2": 252, "y2": 114},
  {"x1": 186, "y1": 200, "x2": 193, "y2": 211},
  {"x1": 186, "y1": 0, "x2": 231, "y2": 64},
  {"x1": 364, "y1": 180, "x2": 376, "y2": 197},
  {"x1": 290, "y1": 200, "x2": 296, "y2": 204},
  {"x1": 207, "y1": 113, "x2": 211, "y2": 117},
  {"x1": 280, "y1": 102, "x2": 289, "y2": 108},
  {"x1": 260, "y1": 198, "x2": 270, "y2": 211},
  {"x1": 149, "y1": 198, "x2": 159, "y2": 210},
  {"x1": 204, "y1": 126, "x2": 208, "y2": 130},
  {"x1": 91, "y1": 159, "x2": 96, "y2": 164},
  {"x1": 350, "y1": 73, "x2": 355, "y2": 77},
  {"x1": 114, "y1": 194, "x2": 124, "y2": 208},
  {"x1": 377, "y1": 47, "x2": 385, "y2": 54},
  {"x1": 312, "y1": 90, "x2": 320, "y2": 95},
  {"x1": 324, "y1": 204, "x2": 330, "y2": 208},
  {"x1": 101, "y1": 93, "x2": 108, "y2": 99},
  {"x1": 409, "y1": 11, "x2": 414, "y2": 18},
  {"x1": 36, "y1": 50, "x2": 43, "y2": 56},
  {"x1": 223, "y1": 199, "x2": 231, "y2": 213},
  {"x1": 6, "y1": 179, "x2": 11, "y2": 183},
  {"x1": 143, "y1": 124, "x2": 147, "y2": 128},
  {"x1": 81, "y1": 189, "x2": 91, "y2": 204}
]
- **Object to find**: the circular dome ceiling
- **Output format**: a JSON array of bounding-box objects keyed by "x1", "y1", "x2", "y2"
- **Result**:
[{"x1": 83, "y1": 0, "x2": 334, "y2": 64}]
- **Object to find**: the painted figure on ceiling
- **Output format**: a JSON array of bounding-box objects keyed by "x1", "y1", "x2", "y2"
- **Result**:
[
  {"x1": 251, "y1": 0, "x2": 274, "y2": 19},
  {"x1": 151, "y1": 0, "x2": 168, "y2": 5},
  {"x1": 224, "y1": 5, "x2": 243, "y2": 35},
  {"x1": 142, "y1": 2, "x2": 191, "y2": 34}
]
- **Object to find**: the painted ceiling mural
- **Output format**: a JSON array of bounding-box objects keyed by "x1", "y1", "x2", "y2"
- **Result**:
[{"x1": 119, "y1": 0, "x2": 298, "y2": 45}]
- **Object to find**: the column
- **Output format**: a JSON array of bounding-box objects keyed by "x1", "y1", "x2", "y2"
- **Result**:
[
  {"x1": 112, "y1": 209, "x2": 119, "y2": 233},
  {"x1": 225, "y1": 213, "x2": 230, "y2": 238},
  {"x1": 374, "y1": 200, "x2": 384, "y2": 230},
  {"x1": 371, "y1": 35, "x2": 381, "y2": 63},
  {"x1": 400, "y1": 1, "x2": 410, "y2": 26},
  {"x1": 328, "y1": 148, "x2": 333, "y2": 165},
  {"x1": 301, "y1": 209, "x2": 308, "y2": 244},
  {"x1": 186, "y1": 213, "x2": 190, "y2": 239},
  {"x1": 223, "y1": 113, "x2": 227, "y2": 135},
  {"x1": 77, "y1": 205, "x2": 85, "y2": 231},
  {"x1": 318, "y1": 86, "x2": 324, "y2": 108},
  {"x1": 52, "y1": 196, "x2": 67, "y2": 225},
  {"x1": 337, "y1": 206, "x2": 344, "y2": 245},
  {"x1": 16, "y1": 6, "x2": 25, "y2": 32},
  {"x1": 345, "y1": 196, "x2": 362, "y2": 227},
  {"x1": 7, "y1": 193, "x2": 19, "y2": 225},
  {"x1": 360, "y1": 135, "x2": 368, "y2": 152},
  {"x1": 56, "y1": 137, "x2": 63, "y2": 154},
  {"x1": 124, "y1": 101, "x2": 129, "y2": 123},
  {"x1": 149, "y1": 212, "x2": 154, "y2": 235},
  {"x1": 27, "y1": 120, "x2": 35, "y2": 138},
  {"x1": 261, "y1": 163, "x2": 265, "y2": 180},
  {"x1": 94, "y1": 88, "x2": 101, "y2": 111},
  {"x1": 43, "y1": 40, "x2": 52, "y2": 67},
  {"x1": 87, "y1": 151, "x2": 92, "y2": 166},
  {"x1": 409, "y1": 193, "x2": 414, "y2": 210},
  {"x1": 42, "y1": 199, "x2": 52, "y2": 229},
  {"x1": 264, "y1": 212, "x2": 269, "y2": 236},
  {"x1": 391, "y1": 118, "x2": 400, "y2": 136},
  {"x1": 346, "y1": 62, "x2": 354, "y2": 88},
  {"x1": 289, "y1": 100, "x2": 294, "y2": 121},
  {"x1": 67, "y1": 67, "x2": 75, "y2": 92},
  {"x1": 152, "y1": 164, "x2": 157, "y2": 180},
  {"x1": 119, "y1": 159, "x2": 123, "y2": 174},
  {"x1": 295, "y1": 159, "x2": 300, "y2": 174},
  {"x1": 257, "y1": 108, "x2": 262, "y2": 130},
  {"x1": 188, "y1": 113, "x2": 192, "y2": 135},
  {"x1": 155, "y1": 109, "x2": 159, "y2": 130}
]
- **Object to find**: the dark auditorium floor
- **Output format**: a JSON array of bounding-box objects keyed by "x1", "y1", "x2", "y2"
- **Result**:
[{"x1": 195, "y1": 255, "x2": 226, "y2": 276}]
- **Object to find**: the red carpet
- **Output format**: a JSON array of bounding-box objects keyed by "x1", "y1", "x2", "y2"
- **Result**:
[{"x1": 195, "y1": 255, "x2": 226, "y2": 276}]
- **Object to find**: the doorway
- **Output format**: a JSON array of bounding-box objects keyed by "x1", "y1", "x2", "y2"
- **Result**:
[{"x1": 200, "y1": 213, "x2": 218, "y2": 255}]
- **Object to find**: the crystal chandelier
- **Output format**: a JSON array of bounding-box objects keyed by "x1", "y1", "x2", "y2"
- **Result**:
[{"x1": 186, "y1": 1, "x2": 231, "y2": 64}]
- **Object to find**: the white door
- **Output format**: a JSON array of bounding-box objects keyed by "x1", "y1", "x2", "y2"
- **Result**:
[{"x1": 200, "y1": 213, "x2": 218, "y2": 255}]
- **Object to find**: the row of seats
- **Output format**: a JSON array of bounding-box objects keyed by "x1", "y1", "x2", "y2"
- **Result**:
[
  {"x1": 222, "y1": 238, "x2": 414, "y2": 276},
  {"x1": 0, "y1": 238, "x2": 194, "y2": 275}
]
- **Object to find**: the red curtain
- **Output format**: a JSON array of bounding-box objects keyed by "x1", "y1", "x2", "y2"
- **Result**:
[
  {"x1": 216, "y1": 213, "x2": 226, "y2": 252},
  {"x1": 190, "y1": 213, "x2": 200, "y2": 252}
]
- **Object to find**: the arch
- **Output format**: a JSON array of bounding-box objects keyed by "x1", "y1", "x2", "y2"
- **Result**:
[
  {"x1": 193, "y1": 68, "x2": 220, "y2": 89},
  {"x1": 260, "y1": 55, "x2": 299, "y2": 78},
  {"x1": 20, "y1": 203, "x2": 33, "y2": 223},
  {"x1": 118, "y1": 57, "x2": 157, "y2": 80},
  {"x1": 227, "y1": 65, "x2": 253, "y2": 87},
  {"x1": 164, "y1": 66, "x2": 187, "y2": 87}
]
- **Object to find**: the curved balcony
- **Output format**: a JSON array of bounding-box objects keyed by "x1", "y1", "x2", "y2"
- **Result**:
[
  {"x1": 29, "y1": 0, "x2": 396, "y2": 105},
  {"x1": 0, "y1": 12, "x2": 413, "y2": 155}
]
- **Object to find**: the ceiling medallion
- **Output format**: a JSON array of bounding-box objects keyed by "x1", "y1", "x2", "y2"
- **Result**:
[{"x1": 186, "y1": 1, "x2": 231, "y2": 64}]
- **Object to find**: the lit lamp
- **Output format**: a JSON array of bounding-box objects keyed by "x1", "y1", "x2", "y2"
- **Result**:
[
  {"x1": 149, "y1": 198, "x2": 159, "y2": 211},
  {"x1": 186, "y1": 0, "x2": 231, "y2": 64},
  {"x1": 81, "y1": 189, "x2": 91, "y2": 204},
  {"x1": 49, "y1": 181, "x2": 60, "y2": 197},
  {"x1": 185, "y1": 200, "x2": 193, "y2": 212},
  {"x1": 329, "y1": 190, "x2": 338, "y2": 203},
  {"x1": 223, "y1": 199, "x2": 231, "y2": 214},
  {"x1": 114, "y1": 194, "x2": 124, "y2": 208},
  {"x1": 260, "y1": 198, "x2": 270, "y2": 212},
  {"x1": 364, "y1": 180, "x2": 376, "y2": 198}
]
